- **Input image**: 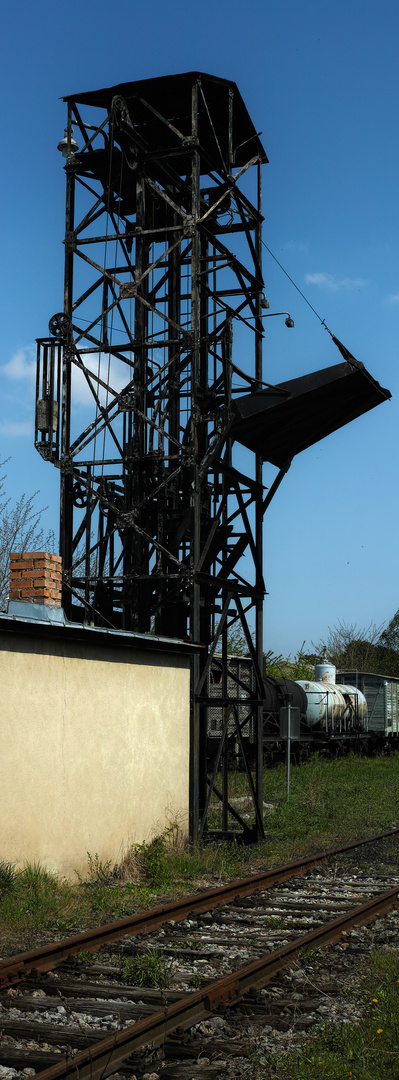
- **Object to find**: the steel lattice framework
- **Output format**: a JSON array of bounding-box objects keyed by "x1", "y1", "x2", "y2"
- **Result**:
[{"x1": 36, "y1": 73, "x2": 271, "y2": 841}]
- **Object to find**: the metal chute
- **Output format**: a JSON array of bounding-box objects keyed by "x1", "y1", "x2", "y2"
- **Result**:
[{"x1": 231, "y1": 355, "x2": 391, "y2": 467}]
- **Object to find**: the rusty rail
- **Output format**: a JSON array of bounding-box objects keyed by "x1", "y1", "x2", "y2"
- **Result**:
[
  {"x1": 32, "y1": 881, "x2": 399, "y2": 1080},
  {"x1": 1, "y1": 826, "x2": 398, "y2": 989}
]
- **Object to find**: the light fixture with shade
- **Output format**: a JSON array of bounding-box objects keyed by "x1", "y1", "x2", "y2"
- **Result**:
[
  {"x1": 263, "y1": 311, "x2": 295, "y2": 327},
  {"x1": 57, "y1": 127, "x2": 79, "y2": 159},
  {"x1": 246, "y1": 310, "x2": 295, "y2": 326}
]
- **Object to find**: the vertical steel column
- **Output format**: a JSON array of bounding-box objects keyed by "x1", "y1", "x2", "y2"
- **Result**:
[
  {"x1": 255, "y1": 160, "x2": 265, "y2": 839},
  {"x1": 221, "y1": 327, "x2": 232, "y2": 836},
  {"x1": 125, "y1": 168, "x2": 148, "y2": 628},
  {"x1": 190, "y1": 77, "x2": 202, "y2": 841},
  {"x1": 60, "y1": 102, "x2": 75, "y2": 614}
]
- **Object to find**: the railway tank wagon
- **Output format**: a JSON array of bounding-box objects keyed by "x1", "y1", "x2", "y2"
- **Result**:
[{"x1": 297, "y1": 659, "x2": 368, "y2": 755}]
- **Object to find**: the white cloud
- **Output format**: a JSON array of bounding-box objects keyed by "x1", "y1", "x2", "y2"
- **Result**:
[
  {"x1": 2, "y1": 345, "x2": 36, "y2": 381},
  {"x1": 72, "y1": 355, "x2": 131, "y2": 408},
  {"x1": 305, "y1": 273, "x2": 369, "y2": 292},
  {"x1": 386, "y1": 292, "x2": 399, "y2": 305},
  {"x1": 0, "y1": 420, "x2": 33, "y2": 438},
  {"x1": 281, "y1": 241, "x2": 309, "y2": 253},
  {"x1": 0, "y1": 348, "x2": 36, "y2": 437},
  {"x1": 1, "y1": 346, "x2": 130, "y2": 411}
]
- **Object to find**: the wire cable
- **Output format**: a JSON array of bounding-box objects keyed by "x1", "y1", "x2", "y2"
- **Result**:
[
  {"x1": 262, "y1": 239, "x2": 332, "y2": 335},
  {"x1": 261, "y1": 240, "x2": 382, "y2": 381}
]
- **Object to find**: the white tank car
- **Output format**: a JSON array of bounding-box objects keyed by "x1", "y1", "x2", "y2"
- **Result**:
[
  {"x1": 297, "y1": 659, "x2": 367, "y2": 730},
  {"x1": 296, "y1": 680, "x2": 347, "y2": 728}
]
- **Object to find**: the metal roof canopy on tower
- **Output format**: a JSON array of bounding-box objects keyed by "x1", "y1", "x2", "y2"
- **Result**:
[
  {"x1": 231, "y1": 357, "x2": 391, "y2": 468},
  {"x1": 63, "y1": 72, "x2": 268, "y2": 172}
]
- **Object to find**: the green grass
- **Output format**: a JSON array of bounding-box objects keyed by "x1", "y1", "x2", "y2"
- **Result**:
[
  {"x1": 0, "y1": 861, "x2": 17, "y2": 895},
  {"x1": 269, "y1": 752, "x2": 399, "y2": 840},
  {"x1": 268, "y1": 950, "x2": 399, "y2": 1080},
  {"x1": 214, "y1": 751, "x2": 399, "y2": 863},
  {"x1": 0, "y1": 754, "x2": 398, "y2": 955},
  {"x1": 116, "y1": 948, "x2": 173, "y2": 987},
  {"x1": 0, "y1": 863, "x2": 81, "y2": 941}
]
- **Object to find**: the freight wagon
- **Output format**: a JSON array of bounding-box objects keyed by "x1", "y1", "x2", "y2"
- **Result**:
[
  {"x1": 337, "y1": 671, "x2": 399, "y2": 739},
  {"x1": 207, "y1": 656, "x2": 399, "y2": 764}
]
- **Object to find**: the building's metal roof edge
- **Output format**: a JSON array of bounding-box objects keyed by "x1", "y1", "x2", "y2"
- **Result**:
[
  {"x1": 0, "y1": 610, "x2": 201, "y2": 656},
  {"x1": 337, "y1": 670, "x2": 397, "y2": 683}
]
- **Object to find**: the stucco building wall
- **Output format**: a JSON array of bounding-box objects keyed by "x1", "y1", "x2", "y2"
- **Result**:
[{"x1": 0, "y1": 628, "x2": 191, "y2": 878}]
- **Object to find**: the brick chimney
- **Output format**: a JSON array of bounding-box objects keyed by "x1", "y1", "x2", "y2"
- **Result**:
[{"x1": 9, "y1": 552, "x2": 62, "y2": 608}]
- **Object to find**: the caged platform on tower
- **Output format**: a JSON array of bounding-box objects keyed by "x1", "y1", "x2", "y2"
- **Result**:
[{"x1": 35, "y1": 72, "x2": 390, "y2": 842}]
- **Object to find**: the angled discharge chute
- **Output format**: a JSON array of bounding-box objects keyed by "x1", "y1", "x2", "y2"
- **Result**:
[{"x1": 231, "y1": 346, "x2": 391, "y2": 468}]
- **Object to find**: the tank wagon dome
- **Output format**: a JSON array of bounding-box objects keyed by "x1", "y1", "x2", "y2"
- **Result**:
[{"x1": 315, "y1": 660, "x2": 336, "y2": 683}]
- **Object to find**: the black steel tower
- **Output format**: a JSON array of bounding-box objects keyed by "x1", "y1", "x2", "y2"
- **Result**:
[
  {"x1": 36, "y1": 73, "x2": 269, "y2": 840},
  {"x1": 36, "y1": 73, "x2": 390, "y2": 841}
]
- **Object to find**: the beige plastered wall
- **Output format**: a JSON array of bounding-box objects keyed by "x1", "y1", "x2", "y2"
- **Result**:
[{"x1": 0, "y1": 632, "x2": 191, "y2": 878}]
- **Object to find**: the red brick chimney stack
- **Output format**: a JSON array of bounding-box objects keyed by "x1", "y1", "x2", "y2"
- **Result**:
[{"x1": 9, "y1": 552, "x2": 62, "y2": 608}]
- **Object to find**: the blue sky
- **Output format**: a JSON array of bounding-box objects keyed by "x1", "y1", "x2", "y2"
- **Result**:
[{"x1": 1, "y1": 0, "x2": 398, "y2": 656}]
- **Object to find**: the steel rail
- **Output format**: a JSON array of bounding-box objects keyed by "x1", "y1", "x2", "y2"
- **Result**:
[
  {"x1": 0, "y1": 826, "x2": 398, "y2": 989},
  {"x1": 32, "y1": 881, "x2": 399, "y2": 1080}
]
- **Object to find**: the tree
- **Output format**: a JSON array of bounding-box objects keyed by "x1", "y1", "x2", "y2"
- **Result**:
[
  {"x1": 375, "y1": 612, "x2": 399, "y2": 676},
  {"x1": 0, "y1": 461, "x2": 56, "y2": 611},
  {"x1": 223, "y1": 623, "x2": 315, "y2": 680},
  {"x1": 379, "y1": 610, "x2": 399, "y2": 653},
  {"x1": 264, "y1": 643, "x2": 315, "y2": 681},
  {"x1": 312, "y1": 619, "x2": 390, "y2": 675},
  {"x1": 225, "y1": 624, "x2": 252, "y2": 655}
]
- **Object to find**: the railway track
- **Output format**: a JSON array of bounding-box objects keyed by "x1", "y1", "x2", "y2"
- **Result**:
[{"x1": 0, "y1": 828, "x2": 398, "y2": 1080}]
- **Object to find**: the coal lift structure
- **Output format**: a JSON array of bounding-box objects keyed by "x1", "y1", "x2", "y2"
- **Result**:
[{"x1": 35, "y1": 72, "x2": 390, "y2": 842}]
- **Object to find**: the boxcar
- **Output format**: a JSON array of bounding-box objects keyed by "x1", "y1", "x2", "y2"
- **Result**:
[{"x1": 337, "y1": 670, "x2": 399, "y2": 738}]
